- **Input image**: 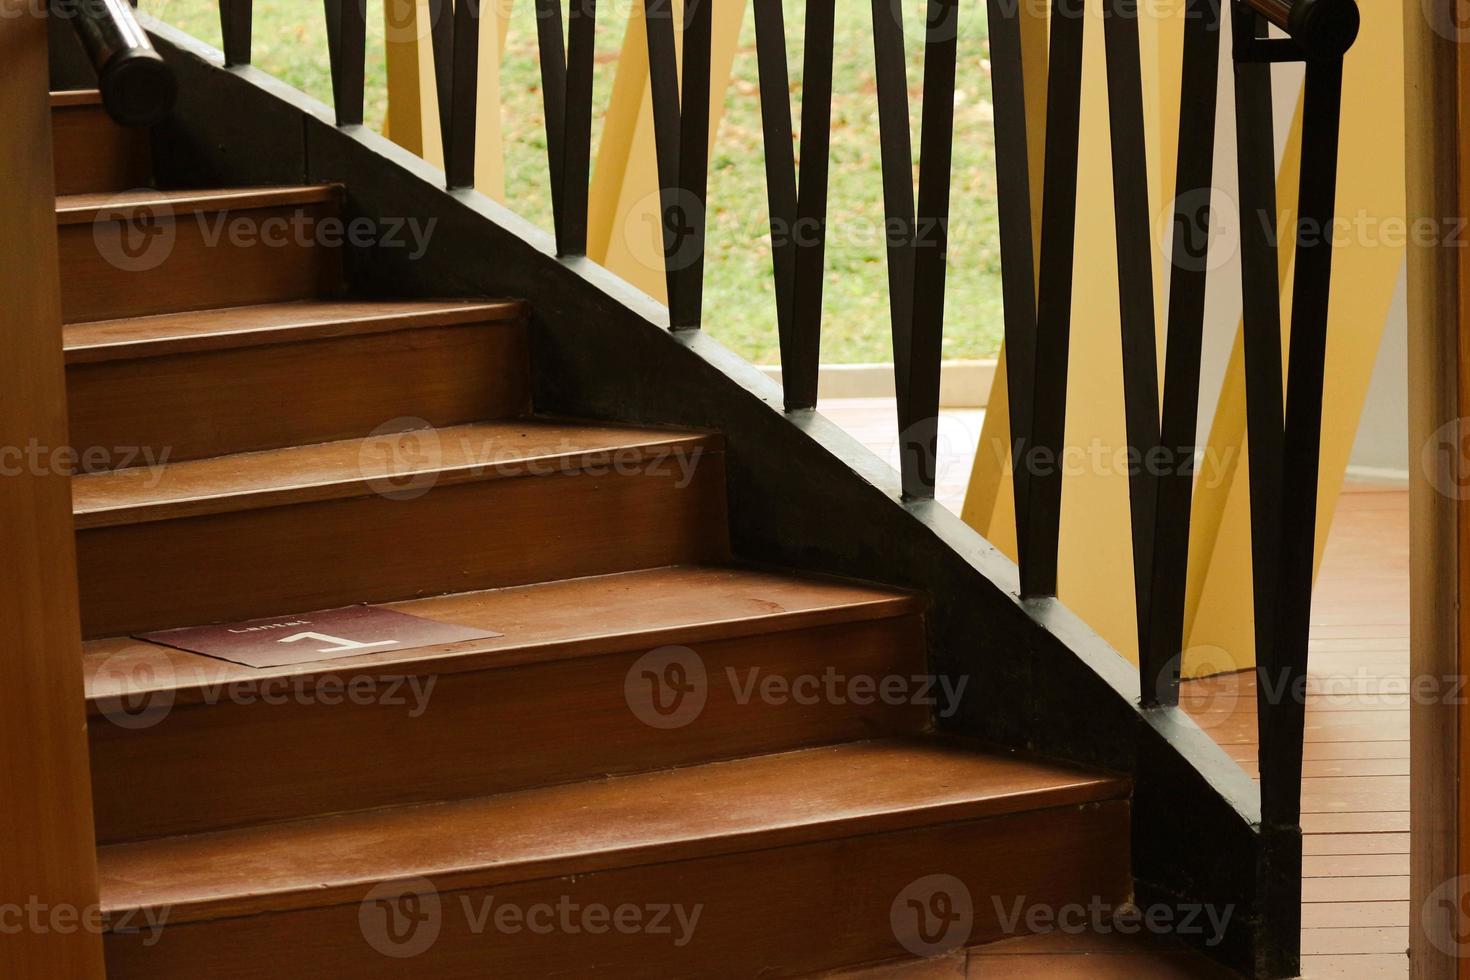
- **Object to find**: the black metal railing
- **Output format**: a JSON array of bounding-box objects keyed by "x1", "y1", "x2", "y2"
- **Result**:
[
  {"x1": 1231, "y1": 0, "x2": 1355, "y2": 833},
  {"x1": 198, "y1": 0, "x2": 1356, "y2": 953}
]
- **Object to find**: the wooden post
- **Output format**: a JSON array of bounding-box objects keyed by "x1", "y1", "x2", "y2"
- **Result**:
[
  {"x1": 1405, "y1": 0, "x2": 1464, "y2": 975},
  {"x1": 0, "y1": 4, "x2": 105, "y2": 978}
]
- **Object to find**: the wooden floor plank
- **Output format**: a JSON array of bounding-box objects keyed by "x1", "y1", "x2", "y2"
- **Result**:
[
  {"x1": 1300, "y1": 901, "x2": 1409, "y2": 929},
  {"x1": 1300, "y1": 953, "x2": 1410, "y2": 978},
  {"x1": 1179, "y1": 486, "x2": 1408, "y2": 976}
]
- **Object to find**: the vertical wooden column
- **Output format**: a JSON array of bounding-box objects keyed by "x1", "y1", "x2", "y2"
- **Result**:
[
  {"x1": 1405, "y1": 1, "x2": 1466, "y2": 975},
  {"x1": 0, "y1": 5, "x2": 105, "y2": 979}
]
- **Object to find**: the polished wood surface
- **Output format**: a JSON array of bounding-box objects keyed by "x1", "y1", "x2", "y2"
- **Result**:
[
  {"x1": 1404, "y1": 7, "x2": 1464, "y2": 974},
  {"x1": 834, "y1": 931, "x2": 1240, "y2": 978},
  {"x1": 72, "y1": 419, "x2": 717, "y2": 527},
  {"x1": 75, "y1": 432, "x2": 729, "y2": 637},
  {"x1": 57, "y1": 190, "x2": 342, "y2": 322},
  {"x1": 50, "y1": 92, "x2": 151, "y2": 196},
  {"x1": 55, "y1": 185, "x2": 342, "y2": 224},
  {"x1": 67, "y1": 316, "x2": 531, "y2": 465},
  {"x1": 0, "y1": 36, "x2": 104, "y2": 980},
  {"x1": 63, "y1": 298, "x2": 524, "y2": 362},
  {"x1": 98, "y1": 735, "x2": 1127, "y2": 914},
  {"x1": 105, "y1": 800, "x2": 1128, "y2": 979},
  {"x1": 83, "y1": 563, "x2": 922, "y2": 696},
  {"x1": 1183, "y1": 487, "x2": 1410, "y2": 978},
  {"x1": 88, "y1": 594, "x2": 927, "y2": 841}
]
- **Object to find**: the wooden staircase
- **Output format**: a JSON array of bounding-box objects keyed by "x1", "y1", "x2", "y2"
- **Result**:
[{"x1": 55, "y1": 91, "x2": 1134, "y2": 977}]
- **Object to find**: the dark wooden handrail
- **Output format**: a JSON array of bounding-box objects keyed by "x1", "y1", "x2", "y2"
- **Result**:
[
  {"x1": 56, "y1": 0, "x2": 176, "y2": 126},
  {"x1": 1242, "y1": 0, "x2": 1360, "y2": 59}
]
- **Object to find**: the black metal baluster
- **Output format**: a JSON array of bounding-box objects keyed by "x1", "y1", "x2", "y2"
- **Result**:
[
  {"x1": 754, "y1": 0, "x2": 836, "y2": 410},
  {"x1": 1018, "y1": 0, "x2": 1085, "y2": 597},
  {"x1": 535, "y1": 0, "x2": 569, "y2": 217},
  {"x1": 445, "y1": 0, "x2": 481, "y2": 187},
  {"x1": 533, "y1": 0, "x2": 598, "y2": 254},
  {"x1": 425, "y1": 0, "x2": 482, "y2": 189},
  {"x1": 984, "y1": 0, "x2": 1040, "y2": 557},
  {"x1": 753, "y1": 0, "x2": 799, "y2": 362},
  {"x1": 1234, "y1": 1, "x2": 1289, "y2": 751},
  {"x1": 324, "y1": 0, "x2": 367, "y2": 126},
  {"x1": 1261, "y1": 54, "x2": 1344, "y2": 831},
  {"x1": 900, "y1": 0, "x2": 960, "y2": 499},
  {"x1": 669, "y1": 0, "x2": 712, "y2": 328},
  {"x1": 1138, "y1": 0, "x2": 1223, "y2": 706},
  {"x1": 642, "y1": 0, "x2": 681, "y2": 205},
  {"x1": 641, "y1": 0, "x2": 710, "y2": 327},
  {"x1": 1101, "y1": 0, "x2": 1162, "y2": 662},
  {"x1": 1231, "y1": 0, "x2": 1356, "y2": 828},
  {"x1": 219, "y1": 0, "x2": 252, "y2": 66},
  {"x1": 788, "y1": 0, "x2": 836, "y2": 407},
  {"x1": 559, "y1": 0, "x2": 598, "y2": 253},
  {"x1": 428, "y1": 0, "x2": 455, "y2": 143},
  {"x1": 869, "y1": 0, "x2": 916, "y2": 416}
]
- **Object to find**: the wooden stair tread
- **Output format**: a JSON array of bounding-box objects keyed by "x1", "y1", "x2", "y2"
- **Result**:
[
  {"x1": 84, "y1": 563, "x2": 920, "y2": 701},
  {"x1": 72, "y1": 418, "x2": 719, "y2": 528},
  {"x1": 64, "y1": 299, "x2": 525, "y2": 364},
  {"x1": 56, "y1": 185, "x2": 342, "y2": 225},
  {"x1": 98, "y1": 736, "x2": 1128, "y2": 922}
]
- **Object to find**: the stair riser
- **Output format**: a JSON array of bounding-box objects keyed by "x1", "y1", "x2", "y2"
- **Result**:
[
  {"x1": 58, "y1": 203, "x2": 341, "y2": 322},
  {"x1": 52, "y1": 103, "x2": 152, "y2": 196},
  {"x1": 102, "y1": 802, "x2": 1130, "y2": 978},
  {"x1": 89, "y1": 614, "x2": 928, "y2": 842},
  {"x1": 68, "y1": 323, "x2": 531, "y2": 466},
  {"x1": 76, "y1": 456, "x2": 730, "y2": 637}
]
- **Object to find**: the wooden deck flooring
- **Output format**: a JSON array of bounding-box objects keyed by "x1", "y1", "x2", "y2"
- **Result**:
[{"x1": 1181, "y1": 486, "x2": 1411, "y2": 978}]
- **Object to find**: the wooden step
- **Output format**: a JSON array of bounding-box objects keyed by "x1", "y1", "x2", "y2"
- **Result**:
[
  {"x1": 98, "y1": 738, "x2": 1131, "y2": 978},
  {"x1": 72, "y1": 420, "x2": 729, "y2": 637},
  {"x1": 57, "y1": 186, "x2": 344, "y2": 322},
  {"x1": 65, "y1": 300, "x2": 530, "y2": 465},
  {"x1": 84, "y1": 564, "x2": 927, "y2": 841},
  {"x1": 51, "y1": 90, "x2": 152, "y2": 196}
]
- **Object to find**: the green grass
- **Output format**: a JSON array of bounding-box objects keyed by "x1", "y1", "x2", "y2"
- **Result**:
[{"x1": 141, "y1": 0, "x2": 1004, "y2": 364}]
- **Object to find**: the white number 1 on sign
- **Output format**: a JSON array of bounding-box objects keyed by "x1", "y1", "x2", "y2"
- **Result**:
[
  {"x1": 278, "y1": 632, "x2": 402, "y2": 655},
  {"x1": 134, "y1": 605, "x2": 502, "y2": 669}
]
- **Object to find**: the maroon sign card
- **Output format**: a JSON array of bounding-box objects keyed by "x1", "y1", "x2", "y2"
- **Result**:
[{"x1": 135, "y1": 605, "x2": 502, "y2": 669}]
